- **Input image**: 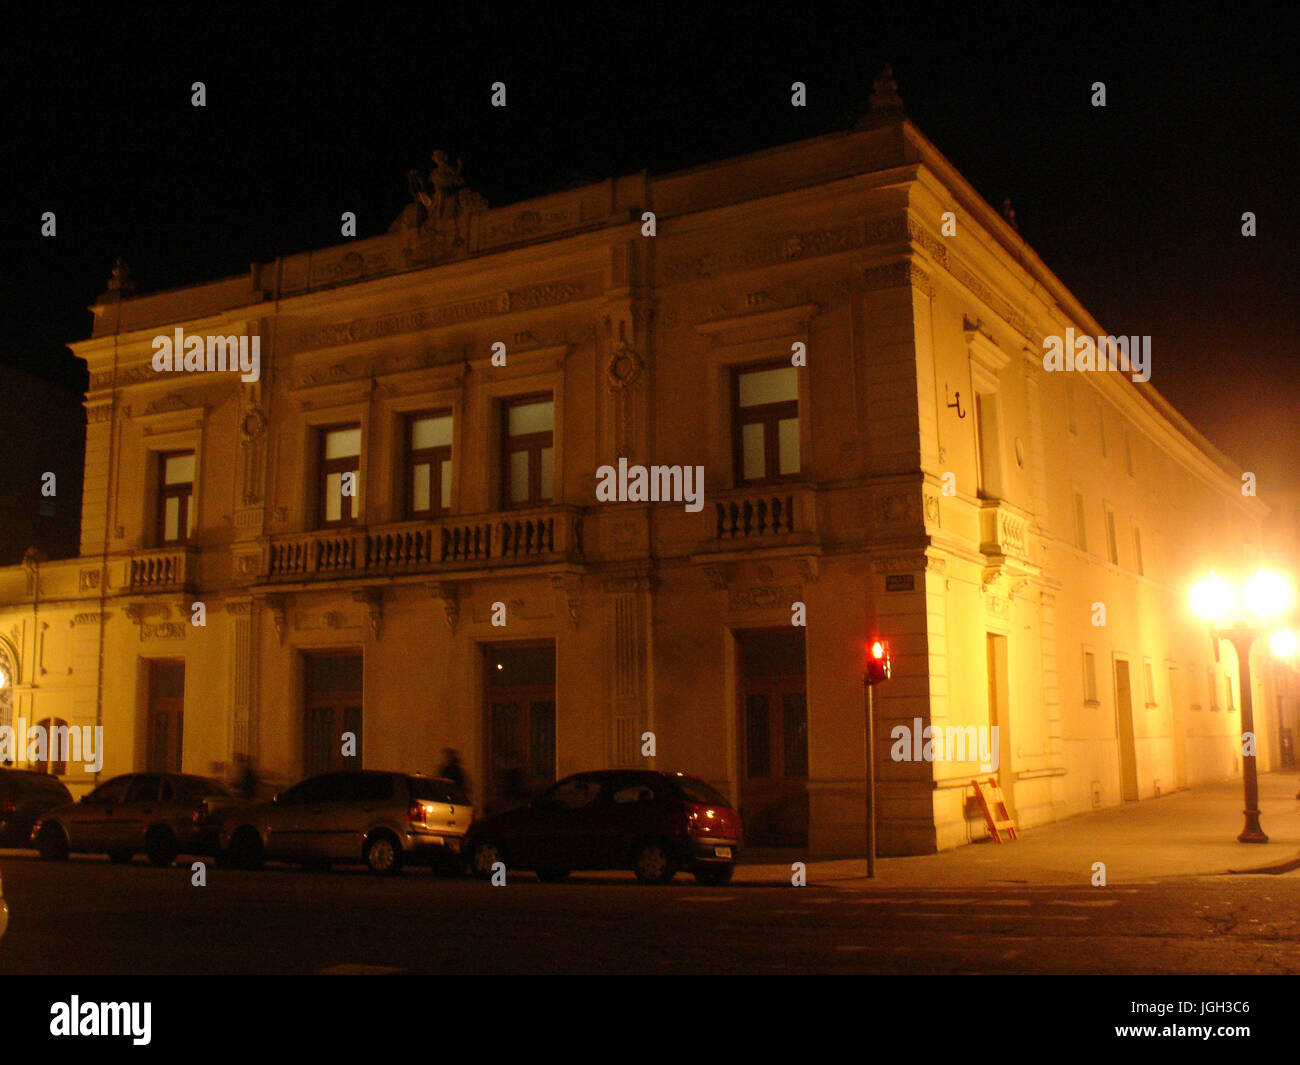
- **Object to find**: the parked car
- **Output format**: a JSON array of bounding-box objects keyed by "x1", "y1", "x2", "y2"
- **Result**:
[
  {"x1": 0, "y1": 767, "x2": 73, "y2": 847},
  {"x1": 32, "y1": 772, "x2": 243, "y2": 867},
  {"x1": 464, "y1": 770, "x2": 742, "y2": 885},
  {"x1": 217, "y1": 770, "x2": 470, "y2": 875}
]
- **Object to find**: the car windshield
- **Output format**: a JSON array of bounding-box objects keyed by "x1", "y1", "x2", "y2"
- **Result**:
[
  {"x1": 409, "y1": 778, "x2": 468, "y2": 805},
  {"x1": 669, "y1": 777, "x2": 731, "y2": 807}
]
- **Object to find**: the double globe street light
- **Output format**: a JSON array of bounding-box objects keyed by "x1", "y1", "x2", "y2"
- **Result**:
[{"x1": 1189, "y1": 568, "x2": 1296, "y2": 843}]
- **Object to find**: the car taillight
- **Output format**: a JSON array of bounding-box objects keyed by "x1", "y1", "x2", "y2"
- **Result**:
[
  {"x1": 684, "y1": 803, "x2": 732, "y2": 835},
  {"x1": 408, "y1": 801, "x2": 425, "y2": 825},
  {"x1": 192, "y1": 801, "x2": 209, "y2": 826}
]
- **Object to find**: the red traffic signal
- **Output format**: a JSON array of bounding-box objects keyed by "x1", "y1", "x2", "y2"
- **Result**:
[{"x1": 866, "y1": 639, "x2": 891, "y2": 685}]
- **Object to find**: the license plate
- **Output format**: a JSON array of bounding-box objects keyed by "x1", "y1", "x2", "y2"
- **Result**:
[{"x1": 713, "y1": 846, "x2": 732, "y2": 859}]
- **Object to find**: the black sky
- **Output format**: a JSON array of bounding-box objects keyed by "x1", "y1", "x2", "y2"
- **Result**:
[{"x1": 3, "y1": 1, "x2": 1296, "y2": 487}]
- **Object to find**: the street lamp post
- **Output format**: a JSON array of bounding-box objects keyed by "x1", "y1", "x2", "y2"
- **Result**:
[
  {"x1": 1217, "y1": 623, "x2": 1267, "y2": 842},
  {"x1": 1190, "y1": 569, "x2": 1294, "y2": 845},
  {"x1": 863, "y1": 640, "x2": 891, "y2": 879}
]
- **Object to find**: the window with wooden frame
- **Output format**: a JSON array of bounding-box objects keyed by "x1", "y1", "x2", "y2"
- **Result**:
[
  {"x1": 156, "y1": 450, "x2": 196, "y2": 546},
  {"x1": 501, "y1": 395, "x2": 553, "y2": 508},
  {"x1": 318, "y1": 424, "x2": 361, "y2": 527},
  {"x1": 732, "y1": 362, "x2": 800, "y2": 484},
  {"x1": 404, "y1": 410, "x2": 453, "y2": 518}
]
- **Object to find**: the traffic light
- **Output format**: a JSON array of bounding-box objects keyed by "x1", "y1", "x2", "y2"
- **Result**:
[{"x1": 866, "y1": 639, "x2": 891, "y2": 685}]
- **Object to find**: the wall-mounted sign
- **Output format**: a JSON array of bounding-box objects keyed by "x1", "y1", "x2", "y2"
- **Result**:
[{"x1": 885, "y1": 574, "x2": 915, "y2": 592}]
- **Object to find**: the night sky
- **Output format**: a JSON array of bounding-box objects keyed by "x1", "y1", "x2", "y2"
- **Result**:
[{"x1": 3, "y1": 2, "x2": 1296, "y2": 487}]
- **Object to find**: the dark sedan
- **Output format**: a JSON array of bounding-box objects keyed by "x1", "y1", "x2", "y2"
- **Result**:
[
  {"x1": 464, "y1": 770, "x2": 742, "y2": 884},
  {"x1": 0, "y1": 767, "x2": 73, "y2": 847},
  {"x1": 33, "y1": 772, "x2": 243, "y2": 866}
]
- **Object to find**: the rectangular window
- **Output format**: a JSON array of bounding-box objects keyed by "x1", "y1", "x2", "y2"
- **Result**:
[
  {"x1": 405, "y1": 410, "x2": 452, "y2": 517},
  {"x1": 319, "y1": 425, "x2": 361, "y2": 527},
  {"x1": 1104, "y1": 504, "x2": 1119, "y2": 565},
  {"x1": 502, "y1": 396, "x2": 554, "y2": 507},
  {"x1": 1073, "y1": 492, "x2": 1089, "y2": 553},
  {"x1": 157, "y1": 451, "x2": 196, "y2": 545},
  {"x1": 733, "y1": 363, "x2": 800, "y2": 483},
  {"x1": 1083, "y1": 650, "x2": 1098, "y2": 704}
]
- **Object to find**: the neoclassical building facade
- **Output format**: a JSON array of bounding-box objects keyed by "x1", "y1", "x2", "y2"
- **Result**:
[{"x1": 0, "y1": 80, "x2": 1285, "y2": 855}]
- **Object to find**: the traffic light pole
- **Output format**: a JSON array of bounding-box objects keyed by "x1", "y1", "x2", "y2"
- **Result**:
[{"x1": 864, "y1": 676, "x2": 876, "y2": 878}]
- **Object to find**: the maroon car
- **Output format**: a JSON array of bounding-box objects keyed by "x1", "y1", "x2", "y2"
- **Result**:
[{"x1": 464, "y1": 770, "x2": 742, "y2": 885}]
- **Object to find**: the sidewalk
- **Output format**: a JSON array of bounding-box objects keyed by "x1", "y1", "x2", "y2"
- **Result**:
[{"x1": 734, "y1": 772, "x2": 1300, "y2": 889}]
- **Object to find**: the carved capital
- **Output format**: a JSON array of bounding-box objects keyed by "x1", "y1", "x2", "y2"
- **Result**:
[
  {"x1": 262, "y1": 595, "x2": 288, "y2": 646},
  {"x1": 551, "y1": 575, "x2": 583, "y2": 627},
  {"x1": 352, "y1": 588, "x2": 384, "y2": 639},
  {"x1": 427, "y1": 582, "x2": 460, "y2": 633}
]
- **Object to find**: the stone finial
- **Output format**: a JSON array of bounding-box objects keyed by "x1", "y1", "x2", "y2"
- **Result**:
[
  {"x1": 855, "y1": 65, "x2": 905, "y2": 129},
  {"x1": 870, "y1": 65, "x2": 904, "y2": 115},
  {"x1": 106, "y1": 256, "x2": 134, "y2": 297}
]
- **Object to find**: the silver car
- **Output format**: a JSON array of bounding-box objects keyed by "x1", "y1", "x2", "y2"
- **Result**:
[{"x1": 218, "y1": 770, "x2": 470, "y2": 875}]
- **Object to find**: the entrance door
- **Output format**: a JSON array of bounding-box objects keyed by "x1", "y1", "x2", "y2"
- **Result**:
[
  {"x1": 304, "y1": 652, "x2": 363, "y2": 777},
  {"x1": 737, "y1": 630, "x2": 809, "y2": 847},
  {"x1": 146, "y1": 660, "x2": 185, "y2": 773},
  {"x1": 1115, "y1": 658, "x2": 1139, "y2": 801},
  {"x1": 485, "y1": 643, "x2": 556, "y2": 813}
]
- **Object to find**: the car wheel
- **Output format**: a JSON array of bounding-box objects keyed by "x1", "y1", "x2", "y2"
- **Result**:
[
  {"x1": 146, "y1": 828, "x2": 179, "y2": 868},
  {"x1": 468, "y1": 839, "x2": 505, "y2": 880},
  {"x1": 37, "y1": 824, "x2": 69, "y2": 861},
  {"x1": 364, "y1": 831, "x2": 403, "y2": 875},
  {"x1": 227, "y1": 827, "x2": 264, "y2": 870},
  {"x1": 107, "y1": 849, "x2": 133, "y2": 865},
  {"x1": 535, "y1": 865, "x2": 571, "y2": 883},
  {"x1": 694, "y1": 864, "x2": 734, "y2": 886},
  {"x1": 632, "y1": 840, "x2": 678, "y2": 884}
]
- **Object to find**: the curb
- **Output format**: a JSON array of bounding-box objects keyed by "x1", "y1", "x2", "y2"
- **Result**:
[{"x1": 1225, "y1": 850, "x2": 1300, "y2": 876}]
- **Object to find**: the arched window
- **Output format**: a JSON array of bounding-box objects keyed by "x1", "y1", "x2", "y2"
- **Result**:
[{"x1": 0, "y1": 645, "x2": 14, "y2": 754}]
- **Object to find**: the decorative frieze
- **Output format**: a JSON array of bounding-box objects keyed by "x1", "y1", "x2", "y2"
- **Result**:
[
  {"x1": 728, "y1": 584, "x2": 800, "y2": 611},
  {"x1": 291, "y1": 280, "x2": 590, "y2": 353}
]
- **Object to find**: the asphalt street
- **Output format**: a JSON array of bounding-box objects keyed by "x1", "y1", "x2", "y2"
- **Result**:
[{"x1": 1, "y1": 851, "x2": 1298, "y2": 975}]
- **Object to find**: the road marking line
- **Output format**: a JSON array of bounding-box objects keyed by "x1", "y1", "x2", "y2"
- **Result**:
[{"x1": 896, "y1": 912, "x2": 1089, "y2": 921}]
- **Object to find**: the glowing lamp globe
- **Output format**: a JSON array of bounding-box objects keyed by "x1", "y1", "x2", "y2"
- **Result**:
[
  {"x1": 1243, "y1": 569, "x2": 1292, "y2": 623},
  {"x1": 1270, "y1": 626, "x2": 1298, "y2": 660},
  {"x1": 1189, "y1": 572, "x2": 1233, "y2": 624}
]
